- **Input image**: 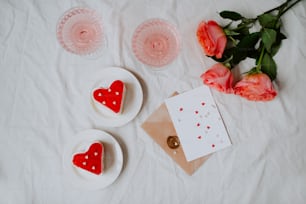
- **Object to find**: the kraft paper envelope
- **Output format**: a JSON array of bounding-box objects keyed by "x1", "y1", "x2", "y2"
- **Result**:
[{"x1": 141, "y1": 93, "x2": 211, "y2": 175}]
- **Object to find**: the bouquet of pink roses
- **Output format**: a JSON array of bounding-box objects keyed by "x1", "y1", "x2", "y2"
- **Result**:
[{"x1": 197, "y1": 0, "x2": 302, "y2": 101}]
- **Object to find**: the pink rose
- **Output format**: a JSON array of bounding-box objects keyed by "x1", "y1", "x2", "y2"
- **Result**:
[
  {"x1": 197, "y1": 20, "x2": 227, "y2": 59},
  {"x1": 234, "y1": 73, "x2": 277, "y2": 101},
  {"x1": 200, "y1": 63, "x2": 234, "y2": 93}
]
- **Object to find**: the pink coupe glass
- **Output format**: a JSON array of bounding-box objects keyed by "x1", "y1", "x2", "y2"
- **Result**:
[
  {"x1": 56, "y1": 7, "x2": 105, "y2": 56},
  {"x1": 132, "y1": 19, "x2": 181, "y2": 68}
]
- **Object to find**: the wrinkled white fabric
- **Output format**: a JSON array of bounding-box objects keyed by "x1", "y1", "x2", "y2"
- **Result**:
[{"x1": 0, "y1": 0, "x2": 306, "y2": 203}]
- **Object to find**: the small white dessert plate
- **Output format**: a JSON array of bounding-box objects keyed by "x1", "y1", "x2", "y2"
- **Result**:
[
  {"x1": 63, "y1": 129, "x2": 123, "y2": 190},
  {"x1": 90, "y1": 67, "x2": 143, "y2": 127}
]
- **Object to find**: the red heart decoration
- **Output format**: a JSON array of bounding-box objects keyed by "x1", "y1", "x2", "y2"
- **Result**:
[
  {"x1": 93, "y1": 80, "x2": 125, "y2": 114},
  {"x1": 72, "y1": 142, "x2": 104, "y2": 175}
]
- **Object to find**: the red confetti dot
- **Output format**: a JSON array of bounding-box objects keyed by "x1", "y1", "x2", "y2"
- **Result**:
[
  {"x1": 212, "y1": 144, "x2": 215, "y2": 148},
  {"x1": 206, "y1": 125, "x2": 210, "y2": 129},
  {"x1": 197, "y1": 136, "x2": 202, "y2": 139},
  {"x1": 179, "y1": 107, "x2": 183, "y2": 112},
  {"x1": 201, "y1": 102, "x2": 205, "y2": 106},
  {"x1": 195, "y1": 110, "x2": 199, "y2": 114},
  {"x1": 196, "y1": 123, "x2": 200, "y2": 127}
]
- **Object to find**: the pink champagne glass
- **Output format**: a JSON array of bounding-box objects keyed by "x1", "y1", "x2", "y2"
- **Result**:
[
  {"x1": 132, "y1": 18, "x2": 180, "y2": 68},
  {"x1": 57, "y1": 7, "x2": 106, "y2": 56}
]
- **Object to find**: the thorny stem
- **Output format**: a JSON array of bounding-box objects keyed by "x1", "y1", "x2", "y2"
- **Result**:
[
  {"x1": 229, "y1": 36, "x2": 238, "y2": 46},
  {"x1": 262, "y1": 0, "x2": 293, "y2": 15},
  {"x1": 262, "y1": 0, "x2": 302, "y2": 17},
  {"x1": 256, "y1": 47, "x2": 265, "y2": 72},
  {"x1": 279, "y1": 0, "x2": 303, "y2": 17}
]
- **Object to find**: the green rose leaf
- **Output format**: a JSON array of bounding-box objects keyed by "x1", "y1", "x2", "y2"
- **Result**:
[
  {"x1": 270, "y1": 32, "x2": 287, "y2": 56},
  {"x1": 210, "y1": 47, "x2": 235, "y2": 64},
  {"x1": 248, "y1": 50, "x2": 260, "y2": 59},
  {"x1": 270, "y1": 44, "x2": 281, "y2": 56},
  {"x1": 236, "y1": 26, "x2": 250, "y2": 35},
  {"x1": 238, "y1": 32, "x2": 261, "y2": 50},
  {"x1": 261, "y1": 28, "x2": 277, "y2": 53},
  {"x1": 261, "y1": 53, "x2": 277, "y2": 80},
  {"x1": 258, "y1": 13, "x2": 279, "y2": 29},
  {"x1": 220, "y1": 11, "x2": 244, "y2": 21},
  {"x1": 232, "y1": 32, "x2": 260, "y2": 64},
  {"x1": 278, "y1": 32, "x2": 287, "y2": 40}
]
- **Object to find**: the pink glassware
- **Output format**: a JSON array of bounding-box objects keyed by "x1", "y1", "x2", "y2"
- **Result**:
[
  {"x1": 56, "y1": 7, "x2": 106, "y2": 56},
  {"x1": 132, "y1": 19, "x2": 181, "y2": 68}
]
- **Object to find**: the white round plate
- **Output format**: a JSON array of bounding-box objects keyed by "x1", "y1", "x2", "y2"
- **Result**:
[
  {"x1": 90, "y1": 67, "x2": 143, "y2": 127},
  {"x1": 63, "y1": 129, "x2": 123, "y2": 190}
]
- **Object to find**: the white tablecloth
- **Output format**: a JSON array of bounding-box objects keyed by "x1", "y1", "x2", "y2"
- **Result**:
[{"x1": 1, "y1": 0, "x2": 306, "y2": 203}]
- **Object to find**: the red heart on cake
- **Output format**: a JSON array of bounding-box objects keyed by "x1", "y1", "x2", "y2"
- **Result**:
[
  {"x1": 72, "y1": 142, "x2": 104, "y2": 175},
  {"x1": 93, "y1": 80, "x2": 125, "y2": 114}
]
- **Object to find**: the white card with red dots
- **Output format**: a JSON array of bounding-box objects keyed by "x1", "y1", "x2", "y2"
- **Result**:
[{"x1": 165, "y1": 86, "x2": 231, "y2": 162}]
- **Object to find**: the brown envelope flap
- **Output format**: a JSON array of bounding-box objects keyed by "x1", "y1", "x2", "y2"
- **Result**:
[{"x1": 141, "y1": 98, "x2": 211, "y2": 175}]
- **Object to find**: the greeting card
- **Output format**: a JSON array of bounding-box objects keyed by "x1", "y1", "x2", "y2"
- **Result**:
[
  {"x1": 165, "y1": 86, "x2": 231, "y2": 162},
  {"x1": 141, "y1": 93, "x2": 211, "y2": 175}
]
